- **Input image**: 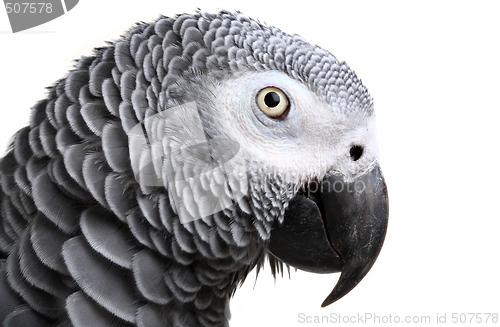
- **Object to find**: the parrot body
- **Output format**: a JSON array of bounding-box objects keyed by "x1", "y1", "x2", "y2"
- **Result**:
[{"x1": 0, "y1": 10, "x2": 388, "y2": 327}]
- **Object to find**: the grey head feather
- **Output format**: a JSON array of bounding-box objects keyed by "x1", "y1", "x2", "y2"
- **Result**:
[{"x1": 0, "y1": 10, "x2": 372, "y2": 327}]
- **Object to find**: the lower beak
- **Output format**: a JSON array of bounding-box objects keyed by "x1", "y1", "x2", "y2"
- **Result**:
[{"x1": 266, "y1": 163, "x2": 389, "y2": 306}]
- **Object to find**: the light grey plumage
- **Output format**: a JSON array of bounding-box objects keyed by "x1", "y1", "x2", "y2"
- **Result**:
[{"x1": 0, "y1": 10, "x2": 387, "y2": 327}]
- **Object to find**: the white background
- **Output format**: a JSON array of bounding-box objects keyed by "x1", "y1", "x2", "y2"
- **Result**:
[{"x1": 1, "y1": 1, "x2": 499, "y2": 326}]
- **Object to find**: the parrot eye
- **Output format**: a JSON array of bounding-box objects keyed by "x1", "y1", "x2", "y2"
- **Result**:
[{"x1": 256, "y1": 87, "x2": 290, "y2": 118}]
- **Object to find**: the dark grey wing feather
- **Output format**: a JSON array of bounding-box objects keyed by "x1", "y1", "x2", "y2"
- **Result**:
[
  {"x1": 132, "y1": 249, "x2": 173, "y2": 304},
  {"x1": 2, "y1": 218, "x2": 17, "y2": 246},
  {"x1": 12, "y1": 128, "x2": 31, "y2": 167},
  {"x1": 158, "y1": 193, "x2": 175, "y2": 233},
  {"x1": 61, "y1": 144, "x2": 88, "y2": 189},
  {"x1": 136, "y1": 304, "x2": 165, "y2": 327},
  {"x1": 193, "y1": 286, "x2": 214, "y2": 310},
  {"x1": 170, "y1": 261, "x2": 202, "y2": 294},
  {"x1": 118, "y1": 70, "x2": 137, "y2": 105},
  {"x1": 65, "y1": 102, "x2": 94, "y2": 139},
  {"x1": 163, "y1": 264, "x2": 198, "y2": 303},
  {"x1": 64, "y1": 70, "x2": 89, "y2": 103},
  {"x1": 66, "y1": 291, "x2": 134, "y2": 327},
  {"x1": 13, "y1": 167, "x2": 32, "y2": 200},
  {"x1": 30, "y1": 213, "x2": 70, "y2": 275},
  {"x1": 148, "y1": 229, "x2": 175, "y2": 259},
  {"x1": 89, "y1": 61, "x2": 115, "y2": 98},
  {"x1": 18, "y1": 230, "x2": 71, "y2": 298},
  {"x1": 50, "y1": 156, "x2": 94, "y2": 203},
  {"x1": 38, "y1": 120, "x2": 58, "y2": 159},
  {"x1": 0, "y1": 223, "x2": 14, "y2": 257},
  {"x1": 101, "y1": 123, "x2": 130, "y2": 173},
  {"x1": 101, "y1": 78, "x2": 121, "y2": 117},
  {"x1": 62, "y1": 236, "x2": 139, "y2": 323},
  {"x1": 53, "y1": 93, "x2": 72, "y2": 127},
  {"x1": 0, "y1": 260, "x2": 22, "y2": 322},
  {"x1": 126, "y1": 210, "x2": 156, "y2": 250},
  {"x1": 80, "y1": 102, "x2": 112, "y2": 136},
  {"x1": 208, "y1": 228, "x2": 231, "y2": 259},
  {"x1": 1, "y1": 199, "x2": 26, "y2": 241},
  {"x1": 6, "y1": 240, "x2": 66, "y2": 320},
  {"x1": 53, "y1": 127, "x2": 79, "y2": 156},
  {"x1": 77, "y1": 82, "x2": 98, "y2": 106},
  {"x1": 31, "y1": 172, "x2": 80, "y2": 234},
  {"x1": 82, "y1": 153, "x2": 110, "y2": 207},
  {"x1": 137, "y1": 195, "x2": 162, "y2": 229},
  {"x1": 172, "y1": 219, "x2": 197, "y2": 254},
  {"x1": 117, "y1": 101, "x2": 138, "y2": 134},
  {"x1": 3, "y1": 305, "x2": 51, "y2": 327},
  {"x1": 27, "y1": 126, "x2": 45, "y2": 158},
  {"x1": 114, "y1": 41, "x2": 136, "y2": 75},
  {"x1": 104, "y1": 174, "x2": 137, "y2": 222},
  {"x1": 169, "y1": 233, "x2": 197, "y2": 265},
  {"x1": 80, "y1": 206, "x2": 137, "y2": 269}
]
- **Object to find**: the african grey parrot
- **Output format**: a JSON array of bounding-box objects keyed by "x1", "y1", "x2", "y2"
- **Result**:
[{"x1": 0, "y1": 10, "x2": 388, "y2": 327}]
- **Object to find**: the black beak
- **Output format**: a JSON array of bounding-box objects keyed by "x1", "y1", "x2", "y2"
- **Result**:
[{"x1": 266, "y1": 163, "x2": 388, "y2": 306}]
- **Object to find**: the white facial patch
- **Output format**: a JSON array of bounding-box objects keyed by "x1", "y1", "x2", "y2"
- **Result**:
[{"x1": 210, "y1": 70, "x2": 380, "y2": 183}]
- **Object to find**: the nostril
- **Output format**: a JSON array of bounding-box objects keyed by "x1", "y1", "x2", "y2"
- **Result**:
[{"x1": 349, "y1": 145, "x2": 363, "y2": 161}]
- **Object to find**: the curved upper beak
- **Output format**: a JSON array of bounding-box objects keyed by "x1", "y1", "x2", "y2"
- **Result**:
[{"x1": 266, "y1": 163, "x2": 388, "y2": 306}]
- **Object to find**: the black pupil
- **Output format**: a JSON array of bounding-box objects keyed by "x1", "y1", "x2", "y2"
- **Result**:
[
  {"x1": 349, "y1": 145, "x2": 364, "y2": 161},
  {"x1": 264, "y1": 92, "x2": 281, "y2": 108}
]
